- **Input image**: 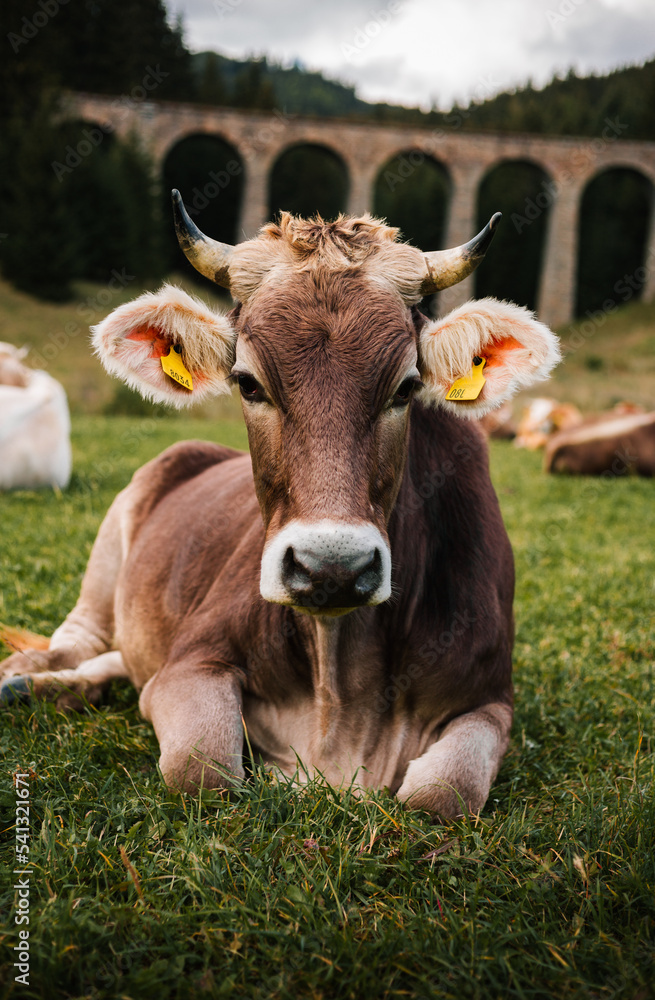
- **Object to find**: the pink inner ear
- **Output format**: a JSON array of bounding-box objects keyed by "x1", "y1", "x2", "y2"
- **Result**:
[
  {"x1": 125, "y1": 326, "x2": 171, "y2": 359},
  {"x1": 483, "y1": 335, "x2": 523, "y2": 370}
]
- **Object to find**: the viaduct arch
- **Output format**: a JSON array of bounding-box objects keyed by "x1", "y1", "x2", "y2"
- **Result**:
[{"x1": 66, "y1": 92, "x2": 655, "y2": 328}]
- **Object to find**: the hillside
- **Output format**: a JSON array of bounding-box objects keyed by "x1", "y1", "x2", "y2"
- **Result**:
[
  {"x1": 456, "y1": 61, "x2": 655, "y2": 140},
  {"x1": 3, "y1": 0, "x2": 653, "y2": 137},
  {"x1": 190, "y1": 51, "x2": 655, "y2": 139}
]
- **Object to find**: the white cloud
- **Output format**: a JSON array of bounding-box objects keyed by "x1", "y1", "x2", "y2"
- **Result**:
[{"x1": 170, "y1": 0, "x2": 655, "y2": 108}]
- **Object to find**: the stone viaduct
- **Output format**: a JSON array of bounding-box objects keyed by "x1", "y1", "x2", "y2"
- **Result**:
[{"x1": 67, "y1": 92, "x2": 655, "y2": 327}]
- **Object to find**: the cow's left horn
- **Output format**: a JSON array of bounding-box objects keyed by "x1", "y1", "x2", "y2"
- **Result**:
[
  {"x1": 421, "y1": 212, "x2": 502, "y2": 294},
  {"x1": 171, "y1": 189, "x2": 233, "y2": 289}
]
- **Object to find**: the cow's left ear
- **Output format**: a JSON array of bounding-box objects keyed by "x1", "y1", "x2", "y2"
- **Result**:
[
  {"x1": 418, "y1": 298, "x2": 561, "y2": 418},
  {"x1": 92, "y1": 284, "x2": 236, "y2": 408}
]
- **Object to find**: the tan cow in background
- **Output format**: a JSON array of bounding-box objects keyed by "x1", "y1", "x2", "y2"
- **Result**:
[
  {"x1": 514, "y1": 397, "x2": 583, "y2": 450},
  {"x1": 0, "y1": 342, "x2": 72, "y2": 491},
  {"x1": 545, "y1": 410, "x2": 655, "y2": 475}
]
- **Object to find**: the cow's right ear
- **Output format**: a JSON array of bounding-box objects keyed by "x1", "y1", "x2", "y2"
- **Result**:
[
  {"x1": 91, "y1": 284, "x2": 237, "y2": 407},
  {"x1": 418, "y1": 298, "x2": 560, "y2": 419}
]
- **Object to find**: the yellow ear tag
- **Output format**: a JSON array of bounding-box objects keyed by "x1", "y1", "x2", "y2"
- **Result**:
[
  {"x1": 161, "y1": 344, "x2": 193, "y2": 390},
  {"x1": 446, "y1": 356, "x2": 486, "y2": 401}
]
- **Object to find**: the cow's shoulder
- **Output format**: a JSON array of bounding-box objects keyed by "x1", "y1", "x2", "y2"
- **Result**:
[
  {"x1": 409, "y1": 401, "x2": 509, "y2": 560},
  {"x1": 391, "y1": 401, "x2": 513, "y2": 639},
  {"x1": 405, "y1": 401, "x2": 492, "y2": 506},
  {"x1": 125, "y1": 439, "x2": 246, "y2": 543}
]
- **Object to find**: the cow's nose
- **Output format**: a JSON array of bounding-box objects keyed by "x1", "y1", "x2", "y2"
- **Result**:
[
  {"x1": 260, "y1": 520, "x2": 392, "y2": 609},
  {"x1": 281, "y1": 544, "x2": 383, "y2": 609}
]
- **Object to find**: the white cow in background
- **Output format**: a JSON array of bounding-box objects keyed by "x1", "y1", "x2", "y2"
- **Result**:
[{"x1": 0, "y1": 343, "x2": 72, "y2": 490}]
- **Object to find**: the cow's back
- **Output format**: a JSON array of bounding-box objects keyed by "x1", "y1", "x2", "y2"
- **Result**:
[{"x1": 124, "y1": 440, "x2": 245, "y2": 543}]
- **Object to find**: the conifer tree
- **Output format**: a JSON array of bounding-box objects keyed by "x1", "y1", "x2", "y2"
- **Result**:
[{"x1": 1, "y1": 97, "x2": 81, "y2": 301}]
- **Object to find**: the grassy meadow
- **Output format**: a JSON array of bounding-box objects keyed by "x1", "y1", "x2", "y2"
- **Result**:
[{"x1": 0, "y1": 280, "x2": 654, "y2": 999}]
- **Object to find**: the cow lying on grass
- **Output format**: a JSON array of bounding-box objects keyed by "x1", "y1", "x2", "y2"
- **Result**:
[
  {"x1": 0, "y1": 342, "x2": 72, "y2": 491},
  {"x1": 514, "y1": 397, "x2": 583, "y2": 450},
  {"x1": 545, "y1": 409, "x2": 655, "y2": 476},
  {"x1": 0, "y1": 199, "x2": 560, "y2": 819}
]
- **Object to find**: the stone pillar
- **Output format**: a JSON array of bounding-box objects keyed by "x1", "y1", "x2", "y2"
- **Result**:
[
  {"x1": 642, "y1": 191, "x2": 655, "y2": 303},
  {"x1": 537, "y1": 176, "x2": 585, "y2": 328},
  {"x1": 238, "y1": 153, "x2": 271, "y2": 239},
  {"x1": 437, "y1": 164, "x2": 486, "y2": 316},
  {"x1": 346, "y1": 161, "x2": 378, "y2": 217}
]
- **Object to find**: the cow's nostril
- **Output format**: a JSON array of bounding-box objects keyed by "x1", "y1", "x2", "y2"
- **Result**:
[
  {"x1": 354, "y1": 548, "x2": 382, "y2": 597},
  {"x1": 281, "y1": 545, "x2": 313, "y2": 594}
]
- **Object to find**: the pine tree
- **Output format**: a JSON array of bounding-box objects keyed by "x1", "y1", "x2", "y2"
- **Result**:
[
  {"x1": 0, "y1": 0, "x2": 177, "y2": 300},
  {"x1": 1, "y1": 98, "x2": 81, "y2": 301}
]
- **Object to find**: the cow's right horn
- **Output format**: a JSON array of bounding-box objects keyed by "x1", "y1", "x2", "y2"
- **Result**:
[
  {"x1": 420, "y1": 212, "x2": 502, "y2": 294},
  {"x1": 172, "y1": 189, "x2": 233, "y2": 289}
]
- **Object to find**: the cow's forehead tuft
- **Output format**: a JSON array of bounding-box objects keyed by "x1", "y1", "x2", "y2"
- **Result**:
[
  {"x1": 263, "y1": 212, "x2": 400, "y2": 260},
  {"x1": 229, "y1": 212, "x2": 426, "y2": 307}
]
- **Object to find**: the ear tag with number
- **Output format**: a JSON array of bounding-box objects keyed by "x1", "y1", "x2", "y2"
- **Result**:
[
  {"x1": 161, "y1": 344, "x2": 193, "y2": 390},
  {"x1": 446, "y1": 356, "x2": 486, "y2": 401}
]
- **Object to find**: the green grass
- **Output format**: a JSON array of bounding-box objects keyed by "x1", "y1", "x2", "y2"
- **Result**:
[
  {"x1": 0, "y1": 416, "x2": 653, "y2": 999},
  {"x1": 544, "y1": 299, "x2": 655, "y2": 412}
]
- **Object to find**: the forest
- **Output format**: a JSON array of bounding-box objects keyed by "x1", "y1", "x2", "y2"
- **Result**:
[{"x1": 1, "y1": 0, "x2": 653, "y2": 316}]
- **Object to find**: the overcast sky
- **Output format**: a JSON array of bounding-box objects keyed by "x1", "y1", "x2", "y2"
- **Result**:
[{"x1": 170, "y1": 0, "x2": 655, "y2": 110}]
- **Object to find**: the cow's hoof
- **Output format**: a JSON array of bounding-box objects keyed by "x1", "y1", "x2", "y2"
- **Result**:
[{"x1": 0, "y1": 676, "x2": 32, "y2": 705}]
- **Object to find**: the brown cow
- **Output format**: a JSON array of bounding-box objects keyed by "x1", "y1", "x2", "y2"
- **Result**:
[
  {"x1": 0, "y1": 199, "x2": 560, "y2": 819},
  {"x1": 545, "y1": 410, "x2": 655, "y2": 476}
]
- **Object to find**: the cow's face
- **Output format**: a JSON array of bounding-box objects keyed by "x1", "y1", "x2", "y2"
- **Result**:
[
  {"x1": 93, "y1": 205, "x2": 560, "y2": 615},
  {"x1": 232, "y1": 272, "x2": 424, "y2": 611}
]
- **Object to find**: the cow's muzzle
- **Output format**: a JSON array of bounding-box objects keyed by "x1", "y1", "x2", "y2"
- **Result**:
[{"x1": 260, "y1": 520, "x2": 392, "y2": 613}]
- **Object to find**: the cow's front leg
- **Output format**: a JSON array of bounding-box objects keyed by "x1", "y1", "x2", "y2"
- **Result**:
[
  {"x1": 396, "y1": 702, "x2": 512, "y2": 820},
  {"x1": 139, "y1": 664, "x2": 245, "y2": 793},
  {"x1": 0, "y1": 651, "x2": 128, "y2": 710}
]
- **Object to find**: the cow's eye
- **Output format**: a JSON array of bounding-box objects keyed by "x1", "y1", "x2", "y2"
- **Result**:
[
  {"x1": 237, "y1": 374, "x2": 263, "y2": 401},
  {"x1": 392, "y1": 378, "x2": 418, "y2": 407}
]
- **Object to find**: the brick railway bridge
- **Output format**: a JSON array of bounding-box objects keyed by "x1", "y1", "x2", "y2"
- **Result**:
[{"x1": 67, "y1": 92, "x2": 655, "y2": 327}]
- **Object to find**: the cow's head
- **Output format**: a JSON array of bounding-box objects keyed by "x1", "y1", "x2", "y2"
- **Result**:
[{"x1": 93, "y1": 192, "x2": 559, "y2": 615}]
